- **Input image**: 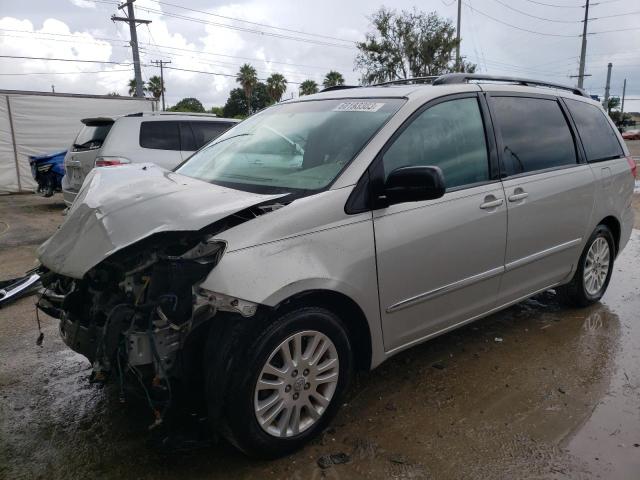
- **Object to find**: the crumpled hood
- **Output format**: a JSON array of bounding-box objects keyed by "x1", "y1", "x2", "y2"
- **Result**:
[{"x1": 38, "y1": 163, "x2": 284, "y2": 278}]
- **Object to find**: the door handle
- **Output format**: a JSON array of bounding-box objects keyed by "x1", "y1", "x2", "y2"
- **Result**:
[
  {"x1": 479, "y1": 197, "x2": 504, "y2": 209},
  {"x1": 508, "y1": 187, "x2": 528, "y2": 202}
]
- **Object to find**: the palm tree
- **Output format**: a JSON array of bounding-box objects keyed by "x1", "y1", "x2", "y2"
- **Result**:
[
  {"x1": 266, "y1": 73, "x2": 288, "y2": 103},
  {"x1": 299, "y1": 80, "x2": 319, "y2": 96},
  {"x1": 146, "y1": 75, "x2": 164, "y2": 100},
  {"x1": 322, "y1": 71, "x2": 345, "y2": 89},
  {"x1": 236, "y1": 64, "x2": 258, "y2": 115},
  {"x1": 127, "y1": 78, "x2": 147, "y2": 96}
]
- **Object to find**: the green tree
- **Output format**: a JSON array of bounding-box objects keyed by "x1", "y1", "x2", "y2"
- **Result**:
[
  {"x1": 355, "y1": 7, "x2": 476, "y2": 85},
  {"x1": 605, "y1": 96, "x2": 620, "y2": 113},
  {"x1": 146, "y1": 75, "x2": 164, "y2": 100},
  {"x1": 128, "y1": 78, "x2": 148, "y2": 96},
  {"x1": 209, "y1": 106, "x2": 224, "y2": 116},
  {"x1": 299, "y1": 80, "x2": 319, "y2": 96},
  {"x1": 223, "y1": 83, "x2": 271, "y2": 118},
  {"x1": 266, "y1": 73, "x2": 288, "y2": 103},
  {"x1": 322, "y1": 71, "x2": 345, "y2": 89},
  {"x1": 236, "y1": 63, "x2": 259, "y2": 115},
  {"x1": 168, "y1": 97, "x2": 205, "y2": 113}
]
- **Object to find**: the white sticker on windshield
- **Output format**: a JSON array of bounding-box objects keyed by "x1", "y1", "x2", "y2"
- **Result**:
[{"x1": 333, "y1": 101, "x2": 385, "y2": 112}]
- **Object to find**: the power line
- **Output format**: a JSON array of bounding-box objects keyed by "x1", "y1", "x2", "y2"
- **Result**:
[
  {"x1": 462, "y1": 2, "x2": 578, "y2": 36},
  {"x1": 123, "y1": 4, "x2": 356, "y2": 49},
  {"x1": 0, "y1": 28, "x2": 348, "y2": 71},
  {"x1": 0, "y1": 54, "x2": 132, "y2": 65},
  {"x1": 591, "y1": 26, "x2": 640, "y2": 34},
  {"x1": 489, "y1": 0, "x2": 581, "y2": 22},
  {"x1": 162, "y1": 65, "x2": 302, "y2": 84},
  {"x1": 85, "y1": 0, "x2": 356, "y2": 45},
  {"x1": 0, "y1": 68, "x2": 132, "y2": 75},
  {"x1": 154, "y1": 0, "x2": 355, "y2": 45},
  {"x1": 590, "y1": 10, "x2": 640, "y2": 20},
  {"x1": 519, "y1": 0, "x2": 585, "y2": 8}
]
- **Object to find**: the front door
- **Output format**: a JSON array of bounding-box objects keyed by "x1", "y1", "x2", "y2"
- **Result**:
[
  {"x1": 373, "y1": 94, "x2": 507, "y2": 353},
  {"x1": 487, "y1": 94, "x2": 595, "y2": 303}
]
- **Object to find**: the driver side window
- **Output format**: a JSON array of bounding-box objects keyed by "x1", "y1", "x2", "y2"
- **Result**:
[{"x1": 383, "y1": 97, "x2": 490, "y2": 190}]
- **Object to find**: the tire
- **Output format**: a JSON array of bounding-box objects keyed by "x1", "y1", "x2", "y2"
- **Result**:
[
  {"x1": 558, "y1": 225, "x2": 615, "y2": 307},
  {"x1": 207, "y1": 307, "x2": 353, "y2": 459}
]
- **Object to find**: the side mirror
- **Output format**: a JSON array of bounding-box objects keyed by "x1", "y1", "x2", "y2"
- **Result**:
[{"x1": 380, "y1": 165, "x2": 445, "y2": 206}]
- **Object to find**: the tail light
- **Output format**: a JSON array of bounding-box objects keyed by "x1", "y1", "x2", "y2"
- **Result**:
[
  {"x1": 626, "y1": 156, "x2": 637, "y2": 178},
  {"x1": 95, "y1": 156, "x2": 131, "y2": 167}
]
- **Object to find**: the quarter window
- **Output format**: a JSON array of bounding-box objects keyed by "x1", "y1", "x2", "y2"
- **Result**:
[
  {"x1": 139, "y1": 121, "x2": 181, "y2": 150},
  {"x1": 188, "y1": 121, "x2": 234, "y2": 151},
  {"x1": 492, "y1": 97, "x2": 577, "y2": 175},
  {"x1": 382, "y1": 97, "x2": 489, "y2": 189},
  {"x1": 565, "y1": 99, "x2": 623, "y2": 162}
]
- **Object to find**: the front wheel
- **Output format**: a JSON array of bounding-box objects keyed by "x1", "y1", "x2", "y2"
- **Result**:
[
  {"x1": 210, "y1": 307, "x2": 353, "y2": 458},
  {"x1": 558, "y1": 225, "x2": 615, "y2": 307}
]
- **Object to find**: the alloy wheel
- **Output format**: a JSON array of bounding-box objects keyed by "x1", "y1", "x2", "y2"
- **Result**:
[
  {"x1": 254, "y1": 330, "x2": 339, "y2": 438},
  {"x1": 583, "y1": 237, "x2": 610, "y2": 296}
]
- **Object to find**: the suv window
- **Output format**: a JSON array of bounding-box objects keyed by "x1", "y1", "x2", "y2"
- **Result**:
[
  {"x1": 139, "y1": 121, "x2": 181, "y2": 150},
  {"x1": 492, "y1": 97, "x2": 576, "y2": 175},
  {"x1": 73, "y1": 123, "x2": 113, "y2": 151},
  {"x1": 564, "y1": 99, "x2": 623, "y2": 162},
  {"x1": 188, "y1": 121, "x2": 233, "y2": 150},
  {"x1": 382, "y1": 97, "x2": 489, "y2": 189}
]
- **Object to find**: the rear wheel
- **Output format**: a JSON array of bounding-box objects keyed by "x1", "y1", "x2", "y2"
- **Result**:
[
  {"x1": 558, "y1": 225, "x2": 615, "y2": 307},
  {"x1": 209, "y1": 307, "x2": 353, "y2": 458}
]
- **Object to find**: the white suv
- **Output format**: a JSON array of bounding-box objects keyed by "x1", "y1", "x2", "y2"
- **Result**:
[{"x1": 61, "y1": 112, "x2": 238, "y2": 206}]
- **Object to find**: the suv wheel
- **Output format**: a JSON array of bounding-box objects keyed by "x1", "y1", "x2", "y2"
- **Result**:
[
  {"x1": 210, "y1": 306, "x2": 353, "y2": 458},
  {"x1": 558, "y1": 225, "x2": 615, "y2": 307}
]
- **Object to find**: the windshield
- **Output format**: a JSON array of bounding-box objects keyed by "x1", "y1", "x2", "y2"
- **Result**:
[
  {"x1": 176, "y1": 98, "x2": 404, "y2": 193},
  {"x1": 73, "y1": 123, "x2": 113, "y2": 151}
]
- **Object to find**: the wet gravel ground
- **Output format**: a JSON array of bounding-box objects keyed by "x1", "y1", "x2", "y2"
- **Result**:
[{"x1": 1, "y1": 193, "x2": 639, "y2": 480}]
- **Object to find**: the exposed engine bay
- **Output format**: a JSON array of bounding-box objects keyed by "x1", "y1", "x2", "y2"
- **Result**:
[{"x1": 35, "y1": 201, "x2": 283, "y2": 427}]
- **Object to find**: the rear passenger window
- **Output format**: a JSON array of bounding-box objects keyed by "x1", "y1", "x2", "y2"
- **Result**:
[
  {"x1": 565, "y1": 99, "x2": 623, "y2": 162},
  {"x1": 382, "y1": 97, "x2": 489, "y2": 190},
  {"x1": 139, "y1": 121, "x2": 181, "y2": 150},
  {"x1": 189, "y1": 122, "x2": 233, "y2": 150},
  {"x1": 492, "y1": 97, "x2": 577, "y2": 175}
]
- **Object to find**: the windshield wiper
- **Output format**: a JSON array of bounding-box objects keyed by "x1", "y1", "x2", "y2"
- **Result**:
[
  {"x1": 210, "y1": 133, "x2": 251, "y2": 146},
  {"x1": 264, "y1": 126, "x2": 305, "y2": 155}
]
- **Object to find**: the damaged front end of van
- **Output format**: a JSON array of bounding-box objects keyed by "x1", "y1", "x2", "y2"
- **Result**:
[{"x1": 36, "y1": 163, "x2": 284, "y2": 424}]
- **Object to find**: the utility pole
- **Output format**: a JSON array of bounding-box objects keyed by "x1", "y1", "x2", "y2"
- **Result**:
[
  {"x1": 151, "y1": 60, "x2": 171, "y2": 111},
  {"x1": 603, "y1": 62, "x2": 612, "y2": 111},
  {"x1": 620, "y1": 78, "x2": 627, "y2": 119},
  {"x1": 456, "y1": 0, "x2": 462, "y2": 71},
  {"x1": 111, "y1": 0, "x2": 151, "y2": 97},
  {"x1": 577, "y1": 0, "x2": 590, "y2": 89}
]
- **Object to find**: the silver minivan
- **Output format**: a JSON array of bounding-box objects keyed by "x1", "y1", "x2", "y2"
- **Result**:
[
  {"x1": 37, "y1": 74, "x2": 635, "y2": 458},
  {"x1": 61, "y1": 112, "x2": 238, "y2": 206}
]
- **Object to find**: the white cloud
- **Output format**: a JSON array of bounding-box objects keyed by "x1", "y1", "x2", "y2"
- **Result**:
[
  {"x1": 68, "y1": 0, "x2": 96, "y2": 9},
  {"x1": 2, "y1": 0, "x2": 639, "y2": 111}
]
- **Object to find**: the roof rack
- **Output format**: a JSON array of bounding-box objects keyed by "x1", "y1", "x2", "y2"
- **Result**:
[
  {"x1": 374, "y1": 76, "x2": 438, "y2": 87},
  {"x1": 432, "y1": 73, "x2": 588, "y2": 97},
  {"x1": 320, "y1": 85, "x2": 360, "y2": 93}
]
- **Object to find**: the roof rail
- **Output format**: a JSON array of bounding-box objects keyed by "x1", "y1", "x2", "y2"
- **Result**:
[
  {"x1": 320, "y1": 85, "x2": 360, "y2": 93},
  {"x1": 374, "y1": 76, "x2": 438, "y2": 87},
  {"x1": 433, "y1": 73, "x2": 588, "y2": 97}
]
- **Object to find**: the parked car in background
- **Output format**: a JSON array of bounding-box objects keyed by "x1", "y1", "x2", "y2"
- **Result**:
[
  {"x1": 622, "y1": 129, "x2": 640, "y2": 140},
  {"x1": 38, "y1": 74, "x2": 635, "y2": 458},
  {"x1": 61, "y1": 112, "x2": 238, "y2": 206},
  {"x1": 29, "y1": 150, "x2": 66, "y2": 197}
]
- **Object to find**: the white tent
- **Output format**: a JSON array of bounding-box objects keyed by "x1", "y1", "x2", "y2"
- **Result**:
[{"x1": 0, "y1": 90, "x2": 156, "y2": 193}]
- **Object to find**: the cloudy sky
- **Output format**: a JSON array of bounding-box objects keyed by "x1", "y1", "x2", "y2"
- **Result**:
[{"x1": 1, "y1": 0, "x2": 639, "y2": 111}]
